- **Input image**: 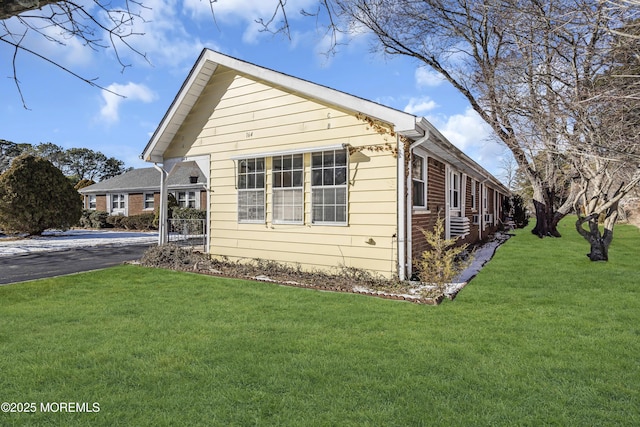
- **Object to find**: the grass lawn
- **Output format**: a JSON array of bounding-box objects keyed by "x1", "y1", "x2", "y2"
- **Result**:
[{"x1": 1, "y1": 218, "x2": 639, "y2": 426}]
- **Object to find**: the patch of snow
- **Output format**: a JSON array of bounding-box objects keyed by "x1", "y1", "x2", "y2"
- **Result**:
[
  {"x1": 454, "y1": 232, "x2": 511, "y2": 283},
  {"x1": 0, "y1": 229, "x2": 158, "y2": 257}
]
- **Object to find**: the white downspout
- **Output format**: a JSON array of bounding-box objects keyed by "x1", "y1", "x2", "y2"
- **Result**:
[
  {"x1": 397, "y1": 137, "x2": 407, "y2": 281},
  {"x1": 154, "y1": 163, "x2": 169, "y2": 245}
]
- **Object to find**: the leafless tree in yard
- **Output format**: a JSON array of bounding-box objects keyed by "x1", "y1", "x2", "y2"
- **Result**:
[
  {"x1": 570, "y1": 16, "x2": 640, "y2": 260},
  {"x1": 262, "y1": 0, "x2": 639, "y2": 260}
]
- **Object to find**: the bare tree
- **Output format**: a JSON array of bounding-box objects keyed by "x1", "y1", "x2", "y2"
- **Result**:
[
  {"x1": 262, "y1": 1, "x2": 639, "y2": 250},
  {"x1": 1, "y1": 0, "x2": 149, "y2": 106},
  {"x1": 571, "y1": 17, "x2": 640, "y2": 260}
]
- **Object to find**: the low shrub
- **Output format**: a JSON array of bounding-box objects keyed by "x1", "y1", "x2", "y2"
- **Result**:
[
  {"x1": 89, "y1": 211, "x2": 110, "y2": 229},
  {"x1": 171, "y1": 207, "x2": 206, "y2": 220},
  {"x1": 78, "y1": 210, "x2": 92, "y2": 228},
  {"x1": 106, "y1": 215, "x2": 124, "y2": 228},
  {"x1": 414, "y1": 216, "x2": 472, "y2": 297},
  {"x1": 120, "y1": 213, "x2": 156, "y2": 230}
]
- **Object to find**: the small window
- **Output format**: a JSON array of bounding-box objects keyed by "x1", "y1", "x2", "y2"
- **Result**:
[
  {"x1": 483, "y1": 185, "x2": 488, "y2": 212},
  {"x1": 471, "y1": 179, "x2": 477, "y2": 211},
  {"x1": 88, "y1": 195, "x2": 96, "y2": 210},
  {"x1": 238, "y1": 158, "x2": 265, "y2": 223},
  {"x1": 111, "y1": 194, "x2": 125, "y2": 211},
  {"x1": 450, "y1": 172, "x2": 460, "y2": 210},
  {"x1": 311, "y1": 150, "x2": 348, "y2": 224},
  {"x1": 273, "y1": 154, "x2": 304, "y2": 224},
  {"x1": 177, "y1": 191, "x2": 197, "y2": 208},
  {"x1": 144, "y1": 193, "x2": 155, "y2": 210},
  {"x1": 412, "y1": 155, "x2": 426, "y2": 208}
]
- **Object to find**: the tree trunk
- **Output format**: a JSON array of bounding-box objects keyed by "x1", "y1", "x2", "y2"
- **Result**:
[
  {"x1": 575, "y1": 214, "x2": 615, "y2": 262},
  {"x1": 586, "y1": 236, "x2": 609, "y2": 261},
  {"x1": 531, "y1": 200, "x2": 561, "y2": 237},
  {"x1": 530, "y1": 185, "x2": 565, "y2": 238}
]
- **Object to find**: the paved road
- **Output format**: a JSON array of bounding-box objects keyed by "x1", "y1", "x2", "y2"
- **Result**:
[{"x1": 0, "y1": 244, "x2": 153, "y2": 285}]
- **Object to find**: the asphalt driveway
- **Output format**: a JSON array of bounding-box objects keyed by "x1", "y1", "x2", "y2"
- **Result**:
[{"x1": 0, "y1": 244, "x2": 152, "y2": 285}]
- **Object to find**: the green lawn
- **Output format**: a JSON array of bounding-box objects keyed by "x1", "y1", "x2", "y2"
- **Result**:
[{"x1": 1, "y1": 219, "x2": 639, "y2": 426}]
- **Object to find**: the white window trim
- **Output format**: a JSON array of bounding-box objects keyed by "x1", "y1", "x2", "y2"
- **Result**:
[
  {"x1": 412, "y1": 153, "x2": 428, "y2": 210},
  {"x1": 144, "y1": 193, "x2": 155, "y2": 210},
  {"x1": 87, "y1": 195, "x2": 97, "y2": 210},
  {"x1": 237, "y1": 158, "x2": 266, "y2": 224},
  {"x1": 272, "y1": 154, "x2": 304, "y2": 225},
  {"x1": 449, "y1": 171, "x2": 461, "y2": 212},
  {"x1": 471, "y1": 179, "x2": 477, "y2": 211},
  {"x1": 110, "y1": 193, "x2": 127, "y2": 216},
  {"x1": 311, "y1": 149, "x2": 349, "y2": 226},
  {"x1": 174, "y1": 190, "x2": 199, "y2": 209}
]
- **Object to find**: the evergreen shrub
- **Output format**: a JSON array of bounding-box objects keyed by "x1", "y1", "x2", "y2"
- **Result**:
[{"x1": 0, "y1": 154, "x2": 82, "y2": 235}]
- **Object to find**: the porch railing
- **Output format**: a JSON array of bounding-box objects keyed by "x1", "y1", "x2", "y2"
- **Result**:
[{"x1": 168, "y1": 218, "x2": 206, "y2": 252}]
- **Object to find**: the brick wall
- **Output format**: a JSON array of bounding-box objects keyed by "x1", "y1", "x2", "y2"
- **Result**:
[
  {"x1": 128, "y1": 193, "x2": 144, "y2": 216},
  {"x1": 96, "y1": 195, "x2": 107, "y2": 212}
]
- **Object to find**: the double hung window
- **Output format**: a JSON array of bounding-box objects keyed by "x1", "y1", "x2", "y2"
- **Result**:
[
  {"x1": 238, "y1": 158, "x2": 265, "y2": 223},
  {"x1": 144, "y1": 193, "x2": 155, "y2": 210},
  {"x1": 470, "y1": 179, "x2": 477, "y2": 211},
  {"x1": 111, "y1": 194, "x2": 125, "y2": 214},
  {"x1": 450, "y1": 172, "x2": 460, "y2": 210},
  {"x1": 311, "y1": 150, "x2": 348, "y2": 224},
  {"x1": 88, "y1": 195, "x2": 96, "y2": 210},
  {"x1": 177, "y1": 191, "x2": 197, "y2": 208},
  {"x1": 412, "y1": 155, "x2": 426, "y2": 208},
  {"x1": 272, "y1": 154, "x2": 304, "y2": 223}
]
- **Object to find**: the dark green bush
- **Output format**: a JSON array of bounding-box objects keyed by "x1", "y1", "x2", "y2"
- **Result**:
[
  {"x1": 171, "y1": 207, "x2": 206, "y2": 220},
  {"x1": 0, "y1": 154, "x2": 82, "y2": 235},
  {"x1": 512, "y1": 194, "x2": 529, "y2": 229},
  {"x1": 120, "y1": 213, "x2": 156, "y2": 230}
]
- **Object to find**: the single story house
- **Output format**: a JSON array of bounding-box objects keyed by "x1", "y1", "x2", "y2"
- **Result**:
[
  {"x1": 141, "y1": 49, "x2": 509, "y2": 280},
  {"x1": 78, "y1": 161, "x2": 206, "y2": 216}
]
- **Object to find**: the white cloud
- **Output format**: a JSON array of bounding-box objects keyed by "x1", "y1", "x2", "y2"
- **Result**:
[
  {"x1": 183, "y1": 0, "x2": 317, "y2": 41},
  {"x1": 100, "y1": 82, "x2": 157, "y2": 123},
  {"x1": 404, "y1": 97, "x2": 438, "y2": 115},
  {"x1": 3, "y1": 13, "x2": 95, "y2": 68},
  {"x1": 415, "y1": 67, "x2": 445, "y2": 88},
  {"x1": 427, "y1": 107, "x2": 506, "y2": 177},
  {"x1": 110, "y1": 0, "x2": 211, "y2": 68}
]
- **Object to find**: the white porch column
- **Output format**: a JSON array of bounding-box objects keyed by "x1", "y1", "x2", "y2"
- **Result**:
[{"x1": 154, "y1": 163, "x2": 169, "y2": 245}]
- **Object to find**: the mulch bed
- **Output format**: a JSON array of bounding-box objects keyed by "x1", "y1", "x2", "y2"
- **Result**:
[{"x1": 137, "y1": 244, "x2": 452, "y2": 305}]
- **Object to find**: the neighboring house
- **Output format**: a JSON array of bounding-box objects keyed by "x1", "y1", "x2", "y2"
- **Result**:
[
  {"x1": 78, "y1": 162, "x2": 206, "y2": 216},
  {"x1": 141, "y1": 49, "x2": 509, "y2": 280}
]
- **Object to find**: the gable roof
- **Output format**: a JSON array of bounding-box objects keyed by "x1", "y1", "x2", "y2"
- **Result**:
[
  {"x1": 140, "y1": 48, "x2": 508, "y2": 194},
  {"x1": 79, "y1": 162, "x2": 205, "y2": 194},
  {"x1": 141, "y1": 49, "x2": 423, "y2": 163}
]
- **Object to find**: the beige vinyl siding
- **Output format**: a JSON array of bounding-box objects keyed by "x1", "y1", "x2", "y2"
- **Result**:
[{"x1": 164, "y1": 66, "x2": 399, "y2": 277}]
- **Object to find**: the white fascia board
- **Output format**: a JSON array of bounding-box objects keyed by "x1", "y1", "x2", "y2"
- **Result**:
[
  {"x1": 141, "y1": 50, "x2": 218, "y2": 163},
  {"x1": 143, "y1": 49, "x2": 422, "y2": 164},
  {"x1": 202, "y1": 50, "x2": 419, "y2": 133}
]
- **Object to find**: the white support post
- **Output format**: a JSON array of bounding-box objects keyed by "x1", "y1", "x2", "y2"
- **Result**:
[{"x1": 154, "y1": 163, "x2": 169, "y2": 245}]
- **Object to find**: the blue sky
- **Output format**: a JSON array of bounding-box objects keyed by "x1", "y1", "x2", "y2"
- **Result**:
[{"x1": 1, "y1": 0, "x2": 509, "y2": 179}]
